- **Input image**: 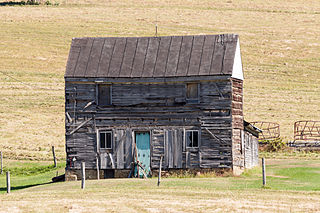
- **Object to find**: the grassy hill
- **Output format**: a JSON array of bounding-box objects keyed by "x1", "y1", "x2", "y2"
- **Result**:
[
  {"x1": 0, "y1": 0, "x2": 319, "y2": 160},
  {"x1": 0, "y1": 159, "x2": 320, "y2": 212}
]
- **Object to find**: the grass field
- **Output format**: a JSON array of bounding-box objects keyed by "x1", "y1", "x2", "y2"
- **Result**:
[
  {"x1": 0, "y1": 1, "x2": 319, "y2": 211},
  {"x1": 0, "y1": 158, "x2": 319, "y2": 212},
  {"x1": 0, "y1": 0, "x2": 319, "y2": 160}
]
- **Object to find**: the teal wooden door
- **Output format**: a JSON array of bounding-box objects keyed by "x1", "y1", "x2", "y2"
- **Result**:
[{"x1": 135, "y1": 132, "x2": 151, "y2": 178}]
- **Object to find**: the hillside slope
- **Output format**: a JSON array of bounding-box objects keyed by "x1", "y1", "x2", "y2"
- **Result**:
[{"x1": 0, "y1": 0, "x2": 319, "y2": 160}]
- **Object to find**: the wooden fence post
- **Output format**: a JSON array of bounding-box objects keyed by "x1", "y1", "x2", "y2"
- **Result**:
[
  {"x1": 81, "y1": 162, "x2": 85, "y2": 189},
  {"x1": 157, "y1": 155, "x2": 163, "y2": 187},
  {"x1": 1, "y1": 151, "x2": 3, "y2": 174},
  {"x1": 262, "y1": 158, "x2": 266, "y2": 186},
  {"x1": 96, "y1": 157, "x2": 100, "y2": 180},
  {"x1": 6, "y1": 171, "x2": 10, "y2": 194},
  {"x1": 52, "y1": 146, "x2": 57, "y2": 168}
]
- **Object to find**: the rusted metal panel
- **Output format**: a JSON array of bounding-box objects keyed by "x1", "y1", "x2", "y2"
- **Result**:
[
  {"x1": 294, "y1": 121, "x2": 320, "y2": 142},
  {"x1": 250, "y1": 121, "x2": 280, "y2": 141}
]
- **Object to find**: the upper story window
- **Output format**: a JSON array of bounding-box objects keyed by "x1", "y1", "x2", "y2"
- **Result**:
[
  {"x1": 186, "y1": 130, "x2": 199, "y2": 148},
  {"x1": 100, "y1": 131, "x2": 112, "y2": 149},
  {"x1": 186, "y1": 83, "x2": 199, "y2": 103},
  {"x1": 98, "y1": 85, "x2": 111, "y2": 106}
]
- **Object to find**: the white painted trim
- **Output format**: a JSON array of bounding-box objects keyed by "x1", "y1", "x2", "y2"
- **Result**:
[{"x1": 231, "y1": 38, "x2": 244, "y2": 80}]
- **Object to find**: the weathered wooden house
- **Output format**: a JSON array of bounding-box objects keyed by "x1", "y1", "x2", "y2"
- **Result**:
[{"x1": 64, "y1": 34, "x2": 260, "y2": 179}]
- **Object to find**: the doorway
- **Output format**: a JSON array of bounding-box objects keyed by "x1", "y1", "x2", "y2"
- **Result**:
[{"x1": 134, "y1": 132, "x2": 151, "y2": 177}]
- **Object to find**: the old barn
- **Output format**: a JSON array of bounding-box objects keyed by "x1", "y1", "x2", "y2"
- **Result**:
[{"x1": 64, "y1": 34, "x2": 260, "y2": 179}]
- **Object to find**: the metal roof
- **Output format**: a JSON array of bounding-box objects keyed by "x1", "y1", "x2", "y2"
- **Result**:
[{"x1": 65, "y1": 34, "x2": 239, "y2": 78}]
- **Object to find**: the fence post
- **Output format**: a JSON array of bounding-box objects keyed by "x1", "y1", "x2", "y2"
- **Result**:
[
  {"x1": 81, "y1": 162, "x2": 85, "y2": 189},
  {"x1": 157, "y1": 155, "x2": 163, "y2": 187},
  {"x1": 52, "y1": 146, "x2": 57, "y2": 168},
  {"x1": 6, "y1": 171, "x2": 10, "y2": 194},
  {"x1": 262, "y1": 158, "x2": 266, "y2": 186},
  {"x1": 1, "y1": 151, "x2": 3, "y2": 174},
  {"x1": 96, "y1": 157, "x2": 100, "y2": 180}
]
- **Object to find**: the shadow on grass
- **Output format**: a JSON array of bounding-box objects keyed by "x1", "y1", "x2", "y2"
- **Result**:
[{"x1": 0, "y1": 181, "x2": 53, "y2": 192}]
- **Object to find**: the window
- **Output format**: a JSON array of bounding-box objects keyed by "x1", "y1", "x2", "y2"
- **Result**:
[
  {"x1": 100, "y1": 131, "x2": 112, "y2": 149},
  {"x1": 186, "y1": 130, "x2": 199, "y2": 148},
  {"x1": 186, "y1": 83, "x2": 199, "y2": 102},
  {"x1": 98, "y1": 85, "x2": 111, "y2": 106}
]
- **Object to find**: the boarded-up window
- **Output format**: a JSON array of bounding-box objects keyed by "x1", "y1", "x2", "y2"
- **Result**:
[
  {"x1": 98, "y1": 85, "x2": 111, "y2": 106},
  {"x1": 186, "y1": 83, "x2": 199, "y2": 101},
  {"x1": 100, "y1": 131, "x2": 112, "y2": 149},
  {"x1": 186, "y1": 130, "x2": 199, "y2": 148}
]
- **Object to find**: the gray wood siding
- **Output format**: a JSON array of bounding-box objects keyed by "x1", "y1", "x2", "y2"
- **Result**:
[
  {"x1": 244, "y1": 132, "x2": 259, "y2": 169},
  {"x1": 65, "y1": 77, "x2": 234, "y2": 171}
]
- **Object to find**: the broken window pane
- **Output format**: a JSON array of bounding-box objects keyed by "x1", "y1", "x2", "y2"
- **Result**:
[{"x1": 186, "y1": 130, "x2": 199, "y2": 148}]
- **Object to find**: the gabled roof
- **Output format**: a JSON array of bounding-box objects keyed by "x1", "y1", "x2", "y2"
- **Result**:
[{"x1": 65, "y1": 34, "x2": 242, "y2": 79}]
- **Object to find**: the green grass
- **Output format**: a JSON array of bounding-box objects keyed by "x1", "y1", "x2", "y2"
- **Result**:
[
  {"x1": 0, "y1": 158, "x2": 319, "y2": 212},
  {"x1": 0, "y1": 160, "x2": 65, "y2": 193}
]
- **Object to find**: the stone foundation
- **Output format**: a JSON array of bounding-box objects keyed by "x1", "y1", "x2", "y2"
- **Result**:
[{"x1": 65, "y1": 168, "x2": 234, "y2": 180}]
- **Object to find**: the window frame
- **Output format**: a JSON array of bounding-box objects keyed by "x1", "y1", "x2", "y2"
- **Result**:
[
  {"x1": 97, "y1": 84, "x2": 112, "y2": 106},
  {"x1": 99, "y1": 130, "x2": 113, "y2": 150},
  {"x1": 186, "y1": 83, "x2": 200, "y2": 103},
  {"x1": 185, "y1": 130, "x2": 200, "y2": 148}
]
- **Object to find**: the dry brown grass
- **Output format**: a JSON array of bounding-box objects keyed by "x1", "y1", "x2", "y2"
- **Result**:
[
  {"x1": 0, "y1": 178, "x2": 320, "y2": 212},
  {"x1": 0, "y1": 0, "x2": 319, "y2": 160}
]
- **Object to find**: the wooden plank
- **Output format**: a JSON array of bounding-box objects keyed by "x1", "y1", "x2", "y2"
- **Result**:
[
  {"x1": 165, "y1": 36, "x2": 182, "y2": 77},
  {"x1": 65, "y1": 75, "x2": 230, "y2": 83},
  {"x1": 74, "y1": 38, "x2": 94, "y2": 77},
  {"x1": 142, "y1": 37, "x2": 159, "y2": 77},
  {"x1": 6, "y1": 171, "x2": 10, "y2": 193},
  {"x1": 131, "y1": 37, "x2": 149, "y2": 77},
  {"x1": 96, "y1": 38, "x2": 116, "y2": 77},
  {"x1": 173, "y1": 129, "x2": 182, "y2": 168},
  {"x1": 100, "y1": 153, "x2": 108, "y2": 169},
  {"x1": 66, "y1": 112, "x2": 73, "y2": 123},
  {"x1": 116, "y1": 130, "x2": 125, "y2": 169},
  {"x1": 119, "y1": 37, "x2": 137, "y2": 77},
  {"x1": 164, "y1": 130, "x2": 169, "y2": 168},
  {"x1": 81, "y1": 162, "x2": 85, "y2": 189},
  {"x1": 108, "y1": 38, "x2": 127, "y2": 77},
  {"x1": 185, "y1": 151, "x2": 190, "y2": 168},
  {"x1": 153, "y1": 37, "x2": 171, "y2": 77},
  {"x1": 52, "y1": 146, "x2": 57, "y2": 168},
  {"x1": 157, "y1": 155, "x2": 163, "y2": 186},
  {"x1": 262, "y1": 158, "x2": 266, "y2": 186},
  {"x1": 96, "y1": 157, "x2": 100, "y2": 180},
  {"x1": 85, "y1": 38, "x2": 105, "y2": 77},
  {"x1": 176, "y1": 36, "x2": 193, "y2": 76},
  {"x1": 109, "y1": 153, "x2": 115, "y2": 169},
  {"x1": 66, "y1": 118, "x2": 92, "y2": 136},
  {"x1": 199, "y1": 35, "x2": 215, "y2": 75},
  {"x1": 188, "y1": 35, "x2": 205, "y2": 76},
  {"x1": 124, "y1": 129, "x2": 133, "y2": 169},
  {"x1": 168, "y1": 130, "x2": 173, "y2": 168}
]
